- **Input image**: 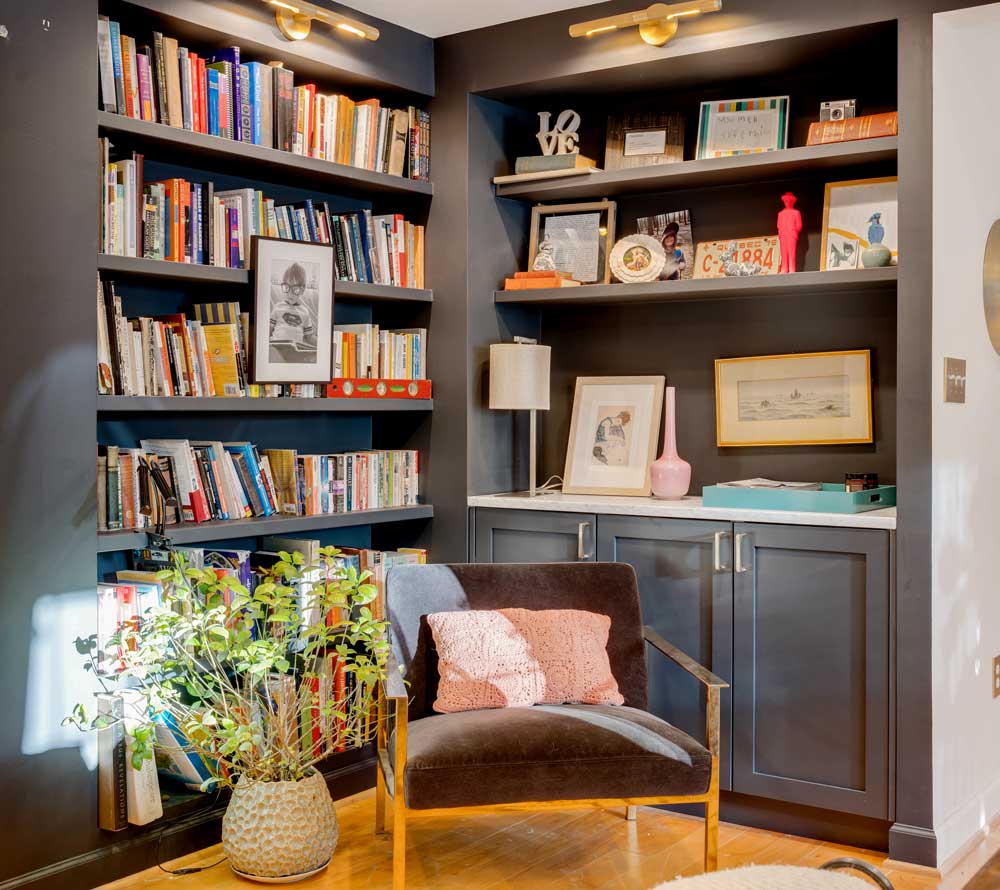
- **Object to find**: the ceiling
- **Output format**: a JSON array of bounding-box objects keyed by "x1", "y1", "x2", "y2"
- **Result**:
[{"x1": 347, "y1": 0, "x2": 596, "y2": 38}]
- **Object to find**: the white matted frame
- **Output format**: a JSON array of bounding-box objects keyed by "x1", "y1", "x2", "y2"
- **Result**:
[
  {"x1": 251, "y1": 236, "x2": 335, "y2": 384},
  {"x1": 714, "y1": 350, "x2": 873, "y2": 447},
  {"x1": 562, "y1": 375, "x2": 664, "y2": 496},
  {"x1": 820, "y1": 176, "x2": 898, "y2": 270}
]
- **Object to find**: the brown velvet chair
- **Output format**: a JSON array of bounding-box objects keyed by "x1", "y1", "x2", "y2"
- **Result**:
[{"x1": 375, "y1": 563, "x2": 728, "y2": 890}]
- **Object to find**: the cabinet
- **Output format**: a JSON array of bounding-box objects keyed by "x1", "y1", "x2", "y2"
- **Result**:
[
  {"x1": 731, "y1": 523, "x2": 890, "y2": 818},
  {"x1": 597, "y1": 516, "x2": 734, "y2": 789},
  {"x1": 473, "y1": 507, "x2": 596, "y2": 563}
]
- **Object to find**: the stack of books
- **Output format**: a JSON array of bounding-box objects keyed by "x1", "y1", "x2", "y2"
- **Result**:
[
  {"x1": 333, "y1": 325, "x2": 428, "y2": 380},
  {"x1": 98, "y1": 149, "x2": 425, "y2": 285},
  {"x1": 503, "y1": 270, "x2": 582, "y2": 290},
  {"x1": 97, "y1": 17, "x2": 430, "y2": 180},
  {"x1": 97, "y1": 440, "x2": 420, "y2": 532}
]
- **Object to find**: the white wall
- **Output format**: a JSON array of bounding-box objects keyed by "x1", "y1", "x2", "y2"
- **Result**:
[{"x1": 932, "y1": 3, "x2": 1000, "y2": 868}]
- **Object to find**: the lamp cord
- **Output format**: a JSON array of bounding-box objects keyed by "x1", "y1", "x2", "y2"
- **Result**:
[
  {"x1": 154, "y1": 788, "x2": 228, "y2": 875},
  {"x1": 537, "y1": 475, "x2": 563, "y2": 491}
]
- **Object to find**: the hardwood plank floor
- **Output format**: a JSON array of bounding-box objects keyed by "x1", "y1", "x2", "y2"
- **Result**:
[{"x1": 100, "y1": 790, "x2": 941, "y2": 890}]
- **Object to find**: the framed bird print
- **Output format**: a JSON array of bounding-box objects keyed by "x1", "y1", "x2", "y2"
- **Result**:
[{"x1": 821, "y1": 177, "x2": 898, "y2": 270}]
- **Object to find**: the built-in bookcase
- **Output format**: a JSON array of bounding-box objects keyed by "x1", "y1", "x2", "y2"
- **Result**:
[{"x1": 94, "y1": 0, "x2": 434, "y2": 830}]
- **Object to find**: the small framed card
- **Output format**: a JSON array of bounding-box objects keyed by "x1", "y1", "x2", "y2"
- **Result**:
[
  {"x1": 695, "y1": 96, "x2": 790, "y2": 160},
  {"x1": 605, "y1": 112, "x2": 684, "y2": 170}
]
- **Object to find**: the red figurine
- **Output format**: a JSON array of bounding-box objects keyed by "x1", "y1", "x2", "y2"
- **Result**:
[{"x1": 777, "y1": 191, "x2": 802, "y2": 274}]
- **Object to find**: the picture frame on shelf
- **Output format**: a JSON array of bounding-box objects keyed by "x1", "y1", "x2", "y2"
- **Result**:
[
  {"x1": 529, "y1": 200, "x2": 617, "y2": 284},
  {"x1": 604, "y1": 111, "x2": 684, "y2": 170},
  {"x1": 820, "y1": 176, "x2": 898, "y2": 270},
  {"x1": 714, "y1": 350, "x2": 873, "y2": 447},
  {"x1": 636, "y1": 209, "x2": 694, "y2": 280},
  {"x1": 695, "y1": 96, "x2": 790, "y2": 159},
  {"x1": 562, "y1": 375, "x2": 664, "y2": 497},
  {"x1": 251, "y1": 237, "x2": 335, "y2": 384}
]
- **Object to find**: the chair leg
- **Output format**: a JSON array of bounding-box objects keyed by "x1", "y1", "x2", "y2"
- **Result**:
[
  {"x1": 392, "y1": 797, "x2": 407, "y2": 890},
  {"x1": 626, "y1": 806, "x2": 637, "y2": 822},
  {"x1": 704, "y1": 796, "x2": 719, "y2": 872},
  {"x1": 375, "y1": 766, "x2": 388, "y2": 835}
]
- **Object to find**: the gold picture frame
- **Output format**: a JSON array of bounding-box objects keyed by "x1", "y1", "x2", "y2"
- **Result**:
[
  {"x1": 562, "y1": 375, "x2": 664, "y2": 496},
  {"x1": 820, "y1": 176, "x2": 898, "y2": 271},
  {"x1": 715, "y1": 350, "x2": 873, "y2": 447},
  {"x1": 528, "y1": 200, "x2": 617, "y2": 284}
]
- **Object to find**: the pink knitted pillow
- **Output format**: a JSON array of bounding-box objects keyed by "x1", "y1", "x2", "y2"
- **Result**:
[{"x1": 426, "y1": 608, "x2": 625, "y2": 713}]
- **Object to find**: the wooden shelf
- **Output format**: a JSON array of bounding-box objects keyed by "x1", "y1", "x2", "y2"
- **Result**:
[
  {"x1": 494, "y1": 137, "x2": 898, "y2": 202},
  {"x1": 97, "y1": 505, "x2": 434, "y2": 553},
  {"x1": 494, "y1": 268, "x2": 898, "y2": 306},
  {"x1": 98, "y1": 395, "x2": 432, "y2": 412},
  {"x1": 96, "y1": 254, "x2": 433, "y2": 303},
  {"x1": 98, "y1": 111, "x2": 434, "y2": 200}
]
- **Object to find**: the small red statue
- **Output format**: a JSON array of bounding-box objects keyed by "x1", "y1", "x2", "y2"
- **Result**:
[{"x1": 777, "y1": 191, "x2": 802, "y2": 274}]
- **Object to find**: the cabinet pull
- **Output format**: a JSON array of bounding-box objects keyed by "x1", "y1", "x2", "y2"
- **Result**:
[
  {"x1": 734, "y1": 532, "x2": 749, "y2": 574},
  {"x1": 713, "y1": 531, "x2": 731, "y2": 572},
  {"x1": 577, "y1": 521, "x2": 592, "y2": 560}
]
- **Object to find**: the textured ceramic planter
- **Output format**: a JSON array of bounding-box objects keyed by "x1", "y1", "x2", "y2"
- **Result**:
[{"x1": 222, "y1": 771, "x2": 338, "y2": 881}]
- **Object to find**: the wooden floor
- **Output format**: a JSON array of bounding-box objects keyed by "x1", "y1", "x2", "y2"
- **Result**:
[{"x1": 102, "y1": 790, "x2": 941, "y2": 890}]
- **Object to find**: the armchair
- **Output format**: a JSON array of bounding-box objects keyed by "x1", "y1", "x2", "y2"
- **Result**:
[{"x1": 376, "y1": 562, "x2": 728, "y2": 890}]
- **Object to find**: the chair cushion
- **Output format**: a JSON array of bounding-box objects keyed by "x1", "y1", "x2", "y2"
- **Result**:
[
  {"x1": 389, "y1": 704, "x2": 711, "y2": 810},
  {"x1": 427, "y1": 608, "x2": 625, "y2": 713}
]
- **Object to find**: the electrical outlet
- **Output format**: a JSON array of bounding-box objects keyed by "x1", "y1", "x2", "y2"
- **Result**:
[
  {"x1": 994, "y1": 656, "x2": 1000, "y2": 699},
  {"x1": 944, "y1": 357, "x2": 967, "y2": 403}
]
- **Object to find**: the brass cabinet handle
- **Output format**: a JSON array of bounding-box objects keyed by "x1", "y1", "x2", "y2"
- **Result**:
[
  {"x1": 734, "y1": 532, "x2": 750, "y2": 573},
  {"x1": 577, "y1": 521, "x2": 592, "y2": 560},
  {"x1": 713, "y1": 531, "x2": 731, "y2": 572}
]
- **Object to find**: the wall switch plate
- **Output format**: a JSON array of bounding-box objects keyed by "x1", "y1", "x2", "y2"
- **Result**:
[
  {"x1": 944, "y1": 357, "x2": 967, "y2": 403},
  {"x1": 994, "y1": 656, "x2": 1000, "y2": 699}
]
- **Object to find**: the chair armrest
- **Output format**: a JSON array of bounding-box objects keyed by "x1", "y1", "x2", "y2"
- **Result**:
[
  {"x1": 643, "y1": 626, "x2": 729, "y2": 689},
  {"x1": 384, "y1": 652, "x2": 408, "y2": 702}
]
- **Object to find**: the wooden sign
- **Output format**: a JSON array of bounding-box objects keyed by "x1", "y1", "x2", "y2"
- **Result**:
[{"x1": 694, "y1": 236, "x2": 781, "y2": 279}]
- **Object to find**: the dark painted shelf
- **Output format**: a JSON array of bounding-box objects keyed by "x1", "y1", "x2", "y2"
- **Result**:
[
  {"x1": 97, "y1": 505, "x2": 434, "y2": 553},
  {"x1": 96, "y1": 254, "x2": 433, "y2": 303},
  {"x1": 98, "y1": 395, "x2": 432, "y2": 413},
  {"x1": 494, "y1": 268, "x2": 898, "y2": 306},
  {"x1": 97, "y1": 111, "x2": 434, "y2": 200},
  {"x1": 494, "y1": 137, "x2": 898, "y2": 202}
]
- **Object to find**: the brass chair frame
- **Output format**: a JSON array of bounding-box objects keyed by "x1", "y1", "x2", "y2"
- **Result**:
[{"x1": 375, "y1": 625, "x2": 728, "y2": 890}]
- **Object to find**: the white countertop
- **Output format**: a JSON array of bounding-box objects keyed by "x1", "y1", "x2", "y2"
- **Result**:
[{"x1": 468, "y1": 492, "x2": 897, "y2": 531}]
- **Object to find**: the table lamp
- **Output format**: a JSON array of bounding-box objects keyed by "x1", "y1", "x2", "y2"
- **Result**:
[{"x1": 489, "y1": 342, "x2": 551, "y2": 497}]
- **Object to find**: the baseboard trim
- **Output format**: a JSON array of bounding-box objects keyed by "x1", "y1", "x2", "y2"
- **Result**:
[
  {"x1": 938, "y1": 810, "x2": 1000, "y2": 888},
  {"x1": 888, "y1": 822, "x2": 938, "y2": 868},
  {"x1": 0, "y1": 756, "x2": 376, "y2": 890}
]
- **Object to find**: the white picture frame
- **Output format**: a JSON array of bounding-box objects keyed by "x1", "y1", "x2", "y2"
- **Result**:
[
  {"x1": 695, "y1": 96, "x2": 790, "y2": 159},
  {"x1": 820, "y1": 177, "x2": 898, "y2": 270},
  {"x1": 251, "y1": 237, "x2": 335, "y2": 384},
  {"x1": 562, "y1": 376, "x2": 665, "y2": 496}
]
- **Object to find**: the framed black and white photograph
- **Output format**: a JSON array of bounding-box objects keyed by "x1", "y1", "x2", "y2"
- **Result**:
[{"x1": 251, "y1": 237, "x2": 335, "y2": 383}]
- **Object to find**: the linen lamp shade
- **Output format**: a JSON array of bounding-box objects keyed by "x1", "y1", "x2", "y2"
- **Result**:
[{"x1": 489, "y1": 344, "x2": 551, "y2": 411}]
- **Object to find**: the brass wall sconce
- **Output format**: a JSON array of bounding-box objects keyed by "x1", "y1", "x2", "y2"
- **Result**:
[
  {"x1": 569, "y1": 0, "x2": 721, "y2": 47},
  {"x1": 267, "y1": 0, "x2": 379, "y2": 42}
]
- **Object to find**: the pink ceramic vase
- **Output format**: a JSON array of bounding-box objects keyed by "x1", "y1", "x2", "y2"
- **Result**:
[{"x1": 650, "y1": 387, "x2": 691, "y2": 499}]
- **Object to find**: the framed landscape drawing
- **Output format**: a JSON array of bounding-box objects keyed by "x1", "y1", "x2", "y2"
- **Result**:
[
  {"x1": 820, "y1": 176, "x2": 898, "y2": 270},
  {"x1": 251, "y1": 237, "x2": 335, "y2": 383},
  {"x1": 563, "y1": 376, "x2": 664, "y2": 496},
  {"x1": 695, "y1": 96, "x2": 789, "y2": 159},
  {"x1": 715, "y1": 350, "x2": 873, "y2": 447}
]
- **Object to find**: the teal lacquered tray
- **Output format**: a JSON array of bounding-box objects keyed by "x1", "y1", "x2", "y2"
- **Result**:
[{"x1": 702, "y1": 483, "x2": 896, "y2": 514}]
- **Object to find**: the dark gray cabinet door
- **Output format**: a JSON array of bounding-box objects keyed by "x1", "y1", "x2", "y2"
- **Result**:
[
  {"x1": 473, "y1": 508, "x2": 597, "y2": 563},
  {"x1": 597, "y1": 515, "x2": 734, "y2": 790},
  {"x1": 732, "y1": 523, "x2": 890, "y2": 818}
]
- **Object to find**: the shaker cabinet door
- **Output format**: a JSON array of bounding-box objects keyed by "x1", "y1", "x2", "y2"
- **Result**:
[
  {"x1": 473, "y1": 508, "x2": 597, "y2": 563},
  {"x1": 731, "y1": 523, "x2": 890, "y2": 818},
  {"x1": 597, "y1": 515, "x2": 734, "y2": 789}
]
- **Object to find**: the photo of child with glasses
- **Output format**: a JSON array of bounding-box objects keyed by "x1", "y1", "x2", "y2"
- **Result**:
[{"x1": 268, "y1": 260, "x2": 319, "y2": 363}]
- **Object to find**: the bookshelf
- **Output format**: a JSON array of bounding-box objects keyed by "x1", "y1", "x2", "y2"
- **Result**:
[{"x1": 97, "y1": 395, "x2": 433, "y2": 412}]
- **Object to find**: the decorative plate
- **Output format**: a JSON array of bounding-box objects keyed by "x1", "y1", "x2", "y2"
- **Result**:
[
  {"x1": 230, "y1": 859, "x2": 332, "y2": 884},
  {"x1": 610, "y1": 235, "x2": 666, "y2": 283}
]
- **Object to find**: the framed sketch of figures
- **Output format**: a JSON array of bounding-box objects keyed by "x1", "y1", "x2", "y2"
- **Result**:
[
  {"x1": 251, "y1": 237, "x2": 335, "y2": 383},
  {"x1": 562, "y1": 376, "x2": 664, "y2": 496},
  {"x1": 715, "y1": 350, "x2": 873, "y2": 447}
]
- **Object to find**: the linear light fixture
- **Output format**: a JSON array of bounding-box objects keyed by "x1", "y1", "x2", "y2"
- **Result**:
[
  {"x1": 267, "y1": 0, "x2": 379, "y2": 42},
  {"x1": 569, "y1": 0, "x2": 721, "y2": 47}
]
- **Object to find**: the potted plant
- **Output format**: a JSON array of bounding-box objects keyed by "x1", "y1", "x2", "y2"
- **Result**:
[{"x1": 66, "y1": 547, "x2": 390, "y2": 882}]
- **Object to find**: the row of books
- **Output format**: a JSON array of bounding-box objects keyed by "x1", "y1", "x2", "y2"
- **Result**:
[
  {"x1": 95, "y1": 539, "x2": 426, "y2": 828},
  {"x1": 334, "y1": 324, "x2": 427, "y2": 380},
  {"x1": 97, "y1": 17, "x2": 430, "y2": 180},
  {"x1": 99, "y1": 149, "x2": 425, "y2": 288},
  {"x1": 97, "y1": 441, "x2": 420, "y2": 531}
]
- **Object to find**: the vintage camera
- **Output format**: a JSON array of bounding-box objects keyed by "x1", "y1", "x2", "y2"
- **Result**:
[{"x1": 820, "y1": 99, "x2": 857, "y2": 122}]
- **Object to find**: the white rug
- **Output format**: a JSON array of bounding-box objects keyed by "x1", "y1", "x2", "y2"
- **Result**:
[{"x1": 651, "y1": 865, "x2": 876, "y2": 889}]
